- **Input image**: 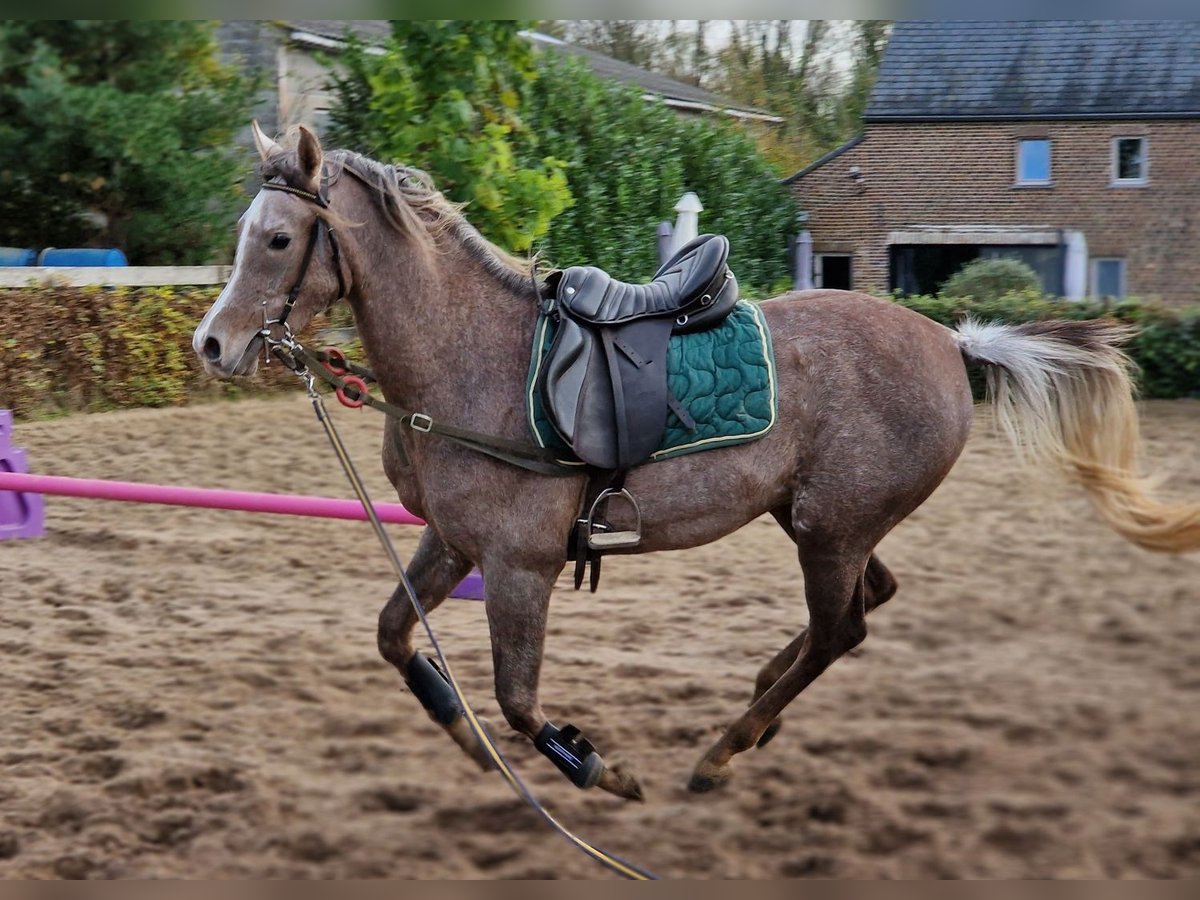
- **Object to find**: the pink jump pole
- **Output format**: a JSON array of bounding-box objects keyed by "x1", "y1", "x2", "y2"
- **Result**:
[
  {"x1": 0, "y1": 469, "x2": 487, "y2": 600},
  {"x1": 0, "y1": 470, "x2": 425, "y2": 526}
]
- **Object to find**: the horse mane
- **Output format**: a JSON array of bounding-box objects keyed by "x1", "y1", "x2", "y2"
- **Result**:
[{"x1": 323, "y1": 149, "x2": 540, "y2": 297}]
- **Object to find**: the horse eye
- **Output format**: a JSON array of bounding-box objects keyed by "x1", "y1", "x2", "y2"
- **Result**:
[{"x1": 269, "y1": 233, "x2": 291, "y2": 250}]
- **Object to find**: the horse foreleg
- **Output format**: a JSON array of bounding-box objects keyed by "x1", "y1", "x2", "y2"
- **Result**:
[
  {"x1": 752, "y1": 550, "x2": 897, "y2": 748},
  {"x1": 690, "y1": 543, "x2": 871, "y2": 792},
  {"x1": 376, "y1": 527, "x2": 491, "y2": 769},
  {"x1": 483, "y1": 564, "x2": 644, "y2": 801}
]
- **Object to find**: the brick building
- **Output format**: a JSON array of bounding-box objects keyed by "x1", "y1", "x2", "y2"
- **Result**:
[{"x1": 787, "y1": 21, "x2": 1200, "y2": 304}]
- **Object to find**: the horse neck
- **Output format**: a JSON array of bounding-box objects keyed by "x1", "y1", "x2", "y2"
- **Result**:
[{"x1": 345, "y1": 219, "x2": 540, "y2": 434}]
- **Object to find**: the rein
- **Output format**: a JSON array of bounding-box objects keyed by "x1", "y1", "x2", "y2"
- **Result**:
[
  {"x1": 263, "y1": 330, "x2": 656, "y2": 881},
  {"x1": 293, "y1": 344, "x2": 572, "y2": 476}
]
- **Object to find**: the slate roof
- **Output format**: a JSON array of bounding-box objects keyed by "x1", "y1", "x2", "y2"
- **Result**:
[{"x1": 866, "y1": 21, "x2": 1200, "y2": 121}]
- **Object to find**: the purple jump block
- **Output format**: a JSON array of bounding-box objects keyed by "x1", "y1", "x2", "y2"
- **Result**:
[
  {"x1": 450, "y1": 569, "x2": 485, "y2": 601},
  {"x1": 0, "y1": 409, "x2": 44, "y2": 541}
]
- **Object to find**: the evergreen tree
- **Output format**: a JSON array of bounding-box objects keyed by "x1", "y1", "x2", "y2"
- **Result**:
[{"x1": 0, "y1": 21, "x2": 256, "y2": 263}]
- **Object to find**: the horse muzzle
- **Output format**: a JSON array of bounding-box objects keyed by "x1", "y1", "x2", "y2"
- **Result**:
[{"x1": 192, "y1": 325, "x2": 263, "y2": 379}]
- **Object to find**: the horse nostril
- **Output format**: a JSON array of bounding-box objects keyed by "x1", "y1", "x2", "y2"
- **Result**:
[{"x1": 203, "y1": 336, "x2": 222, "y2": 363}]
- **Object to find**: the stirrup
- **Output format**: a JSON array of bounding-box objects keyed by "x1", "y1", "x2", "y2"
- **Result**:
[{"x1": 586, "y1": 487, "x2": 641, "y2": 550}]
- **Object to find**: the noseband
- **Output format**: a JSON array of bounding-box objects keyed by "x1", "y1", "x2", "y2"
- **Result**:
[{"x1": 259, "y1": 179, "x2": 349, "y2": 336}]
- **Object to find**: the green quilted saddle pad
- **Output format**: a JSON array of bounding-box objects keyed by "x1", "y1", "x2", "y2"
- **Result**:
[{"x1": 526, "y1": 300, "x2": 778, "y2": 466}]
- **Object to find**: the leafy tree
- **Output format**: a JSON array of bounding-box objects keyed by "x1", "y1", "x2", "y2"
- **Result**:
[
  {"x1": 326, "y1": 24, "x2": 798, "y2": 290},
  {"x1": 552, "y1": 20, "x2": 712, "y2": 87},
  {"x1": 526, "y1": 56, "x2": 798, "y2": 289},
  {"x1": 550, "y1": 20, "x2": 891, "y2": 175},
  {"x1": 554, "y1": 20, "x2": 664, "y2": 70},
  {"x1": 0, "y1": 21, "x2": 256, "y2": 263},
  {"x1": 712, "y1": 20, "x2": 891, "y2": 174},
  {"x1": 324, "y1": 21, "x2": 570, "y2": 252}
]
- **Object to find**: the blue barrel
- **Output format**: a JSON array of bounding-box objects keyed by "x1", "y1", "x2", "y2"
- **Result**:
[
  {"x1": 37, "y1": 248, "x2": 128, "y2": 267},
  {"x1": 0, "y1": 248, "x2": 37, "y2": 267}
]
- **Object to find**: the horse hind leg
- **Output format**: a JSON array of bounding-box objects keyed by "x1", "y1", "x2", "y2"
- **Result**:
[
  {"x1": 375, "y1": 527, "x2": 492, "y2": 769},
  {"x1": 752, "y1": 537, "x2": 898, "y2": 749},
  {"x1": 690, "y1": 539, "x2": 872, "y2": 792}
]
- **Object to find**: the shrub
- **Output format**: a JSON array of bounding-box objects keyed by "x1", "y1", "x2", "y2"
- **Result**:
[
  {"x1": 940, "y1": 257, "x2": 1042, "y2": 300},
  {"x1": 895, "y1": 291, "x2": 1200, "y2": 399},
  {"x1": 0, "y1": 285, "x2": 302, "y2": 418},
  {"x1": 2, "y1": 284, "x2": 1195, "y2": 421}
]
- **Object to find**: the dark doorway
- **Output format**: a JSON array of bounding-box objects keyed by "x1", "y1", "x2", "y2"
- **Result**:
[
  {"x1": 889, "y1": 245, "x2": 978, "y2": 296},
  {"x1": 816, "y1": 253, "x2": 852, "y2": 289}
]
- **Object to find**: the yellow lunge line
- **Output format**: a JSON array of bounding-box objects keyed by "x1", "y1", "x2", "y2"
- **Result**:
[{"x1": 306, "y1": 385, "x2": 658, "y2": 881}]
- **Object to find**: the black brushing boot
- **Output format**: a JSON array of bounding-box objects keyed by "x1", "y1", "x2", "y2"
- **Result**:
[
  {"x1": 405, "y1": 651, "x2": 463, "y2": 727},
  {"x1": 535, "y1": 722, "x2": 604, "y2": 789}
]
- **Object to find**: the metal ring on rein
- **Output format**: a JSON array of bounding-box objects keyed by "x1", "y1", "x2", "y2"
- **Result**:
[{"x1": 260, "y1": 320, "x2": 316, "y2": 393}]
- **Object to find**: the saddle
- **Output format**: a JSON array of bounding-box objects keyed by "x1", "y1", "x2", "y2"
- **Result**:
[
  {"x1": 539, "y1": 234, "x2": 739, "y2": 472},
  {"x1": 538, "y1": 234, "x2": 739, "y2": 568}
]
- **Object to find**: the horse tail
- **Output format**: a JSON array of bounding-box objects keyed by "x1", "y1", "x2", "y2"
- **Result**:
[{"x1": 954, "y1": 318, "x2": 1200, "y2": 554}]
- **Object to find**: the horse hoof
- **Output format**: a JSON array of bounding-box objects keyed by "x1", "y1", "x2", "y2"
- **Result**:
[
  {"x1": 756, "y1": 720, "x2": 782, "y2": 749},
  {"x1": 687, "y1": 763, "x2": 732, "y2": 793},
  {"x1": 448, "y1": 715, "x2": 496, "y2": 772},
  {"x1": 598, "y1": 763, "x2": 644, "y2": 802}
]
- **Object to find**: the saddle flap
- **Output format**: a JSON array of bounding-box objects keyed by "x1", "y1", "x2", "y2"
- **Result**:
[
  {"x1": 540, "y1": 317, "x2": 594, "y2": 443},
  {"x1": 538, "y1": 317, "x2": 674, "y2": 471}
]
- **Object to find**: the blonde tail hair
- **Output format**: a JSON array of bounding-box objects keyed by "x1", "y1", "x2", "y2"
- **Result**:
[{"x1": 955, "y1": 318, "x2": 1200, "y2": 553}]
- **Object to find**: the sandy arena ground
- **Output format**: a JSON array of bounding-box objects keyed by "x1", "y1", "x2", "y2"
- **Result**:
[{"x1": 0, "y1": 395, "x2": 1197, "y2": 879}]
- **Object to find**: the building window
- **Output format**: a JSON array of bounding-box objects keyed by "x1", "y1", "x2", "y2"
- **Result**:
[
  {"x1": 1016, "y1": 139, "x2": 1052, "y2": 185},
  {"x1": 814, "y1": 253, "x2": 852, "y2": 290},
  {"x1": 1112, "y1": 137, "x2": 1148, "y2": 185},
  {"x1": 1092, "y1": 258, "x2": 1126, "y2": 298}
]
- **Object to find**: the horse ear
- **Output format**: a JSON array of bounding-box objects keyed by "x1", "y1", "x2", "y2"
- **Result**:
[
  {"x1": 251, "y1": 119, "x2": 282, "y2": 162},
  {"x1": 296, "y1": 125, "x2": 324, "y2": 185}
]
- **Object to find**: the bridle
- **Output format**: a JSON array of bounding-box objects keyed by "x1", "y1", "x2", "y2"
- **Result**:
[{"x1": 257, "y1": 177, "x2": 349, "y2": 348}]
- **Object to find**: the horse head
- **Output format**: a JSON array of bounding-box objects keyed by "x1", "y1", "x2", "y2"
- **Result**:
[{"x1": 193, "y1": 122, "x2": 347, "y2": 378}]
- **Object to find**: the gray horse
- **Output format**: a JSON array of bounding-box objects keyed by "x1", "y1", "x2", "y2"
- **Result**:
[{"x1": 193, "y1": 124, "x2": 1200, "y2": 800}]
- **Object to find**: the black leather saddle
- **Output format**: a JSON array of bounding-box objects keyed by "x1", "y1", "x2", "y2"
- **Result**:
[{"x1": 538, "y1": 234, "x2": 739, "y2": 474}]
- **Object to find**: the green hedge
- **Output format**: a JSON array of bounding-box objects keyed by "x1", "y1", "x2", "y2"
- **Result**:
[
  {"x1": 0, "y1": 285, "x2": 302, "y2": 418},
  {"x1": 526, "y1": 56, "x2": 799, "y2": 290},
  {"x1": 2, "y1": 286, "x2": 1197, "y2": 419},
  {"x1": 894, "y1": 291, "x2": 1200, "y2": 399}
]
